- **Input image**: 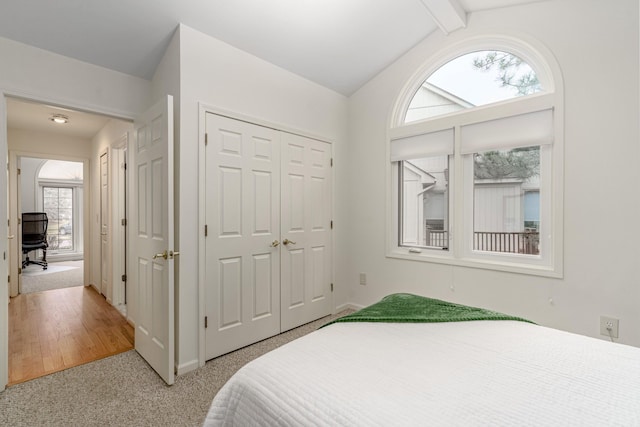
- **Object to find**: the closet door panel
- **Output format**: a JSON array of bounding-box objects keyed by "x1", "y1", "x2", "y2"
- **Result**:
[
  {"x1": 205, "y1": 114, "x2": 281, "y2": 360},
  {"x1": 281, "y1": 133, "x2": 332, "y2": 332}
]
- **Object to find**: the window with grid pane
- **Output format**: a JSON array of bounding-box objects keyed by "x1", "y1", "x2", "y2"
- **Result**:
[{"x1": 389, "y1": 43, "x2": 562, "y2": 276}]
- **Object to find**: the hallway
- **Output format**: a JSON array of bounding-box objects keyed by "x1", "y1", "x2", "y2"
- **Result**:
[{"x1": 8, "y1": 285, "x2": 134, "y2": 385}]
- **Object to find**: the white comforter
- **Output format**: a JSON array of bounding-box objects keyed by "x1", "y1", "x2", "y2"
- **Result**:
[{"x1": 205, "y1": 321, "x2": 640, "y2": 426}]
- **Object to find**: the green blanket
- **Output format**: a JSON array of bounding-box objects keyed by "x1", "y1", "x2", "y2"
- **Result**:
[{"x1": 323, "y1": 293, "x2": 534, "y2": 328}]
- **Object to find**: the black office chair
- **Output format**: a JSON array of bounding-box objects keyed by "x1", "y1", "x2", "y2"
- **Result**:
[{"x1": 22, "y1": 212, "x2": 49, "y2": 270}]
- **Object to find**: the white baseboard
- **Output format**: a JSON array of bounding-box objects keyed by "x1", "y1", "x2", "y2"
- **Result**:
[
  {"x1": 176, "y1": 359, "x2": 199, "y2": 376},
  {"x1": 335, "y1": 302, "x2": 364, "y2": 313}
]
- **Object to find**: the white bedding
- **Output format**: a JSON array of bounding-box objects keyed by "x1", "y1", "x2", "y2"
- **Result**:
[{"x1": 205, "y1": 320, "x2": 640, "y2": 426}]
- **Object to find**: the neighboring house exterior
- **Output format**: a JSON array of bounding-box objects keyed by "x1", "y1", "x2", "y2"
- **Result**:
[{"x1": 403, "y1": 83, "x2": 540, "y2": 253}]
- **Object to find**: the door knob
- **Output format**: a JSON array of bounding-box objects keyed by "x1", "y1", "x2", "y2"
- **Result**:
[
  {"x1": 153, "y1": 250, "x2": 168, "y2": 260},
  {"x1": 169, "y1": 250, "x2": 180, "y2": 259},
  {"x1": 282, "y1": 239, "x2": 296, "y2": 245},
  {"x1": 270, "y1": 240, "x2": 280, "y2": 247}
]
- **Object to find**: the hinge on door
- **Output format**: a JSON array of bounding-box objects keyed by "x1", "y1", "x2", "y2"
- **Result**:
[
  {"x1": 205, "y1": 225, "x2": 208, "y2": 237},
  {"x1": 7, "y1": 275, "x2": 9, "y2": 283},
  {"x1": 18, "y1": 267, "x2": 22, "y2": 274},
  {"x1": 205, "y1": 316, "x2": 208, "y2": 328},
  {"x1": 330, "y1": 220, "x2": 333, "y2": 230},
  {"x1": 330, "y1": 158, "x2": 333, "y2": 167},
  {"x1": 17, "y1": 168, "x2": 21, "y2": 175},
  {"x1": 205, "y1": 133, "x2": 208, "y2": 146},
  {"x1": 124, "y1": 163, "x2": 127, "y2": 170},
  {"x1": 330, "y1": 283, "x2": 334, "y2": 292},
  {"x1": 121, "y1": 274, "x2": 127, "y2": 282},
  {"x1": 121, "y1": 218, "x2": 127, "y2": 226}
]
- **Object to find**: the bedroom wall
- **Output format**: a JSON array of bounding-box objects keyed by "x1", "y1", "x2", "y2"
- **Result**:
[
  {"x1": 18, "y1": 157, "x2": 44, "y2": 212},
  {"x1": 0, "y1": 36, "x2": 152, "y2": 389},
  {"x1": 173, "y1": 24, "x2": 349, "y2": 373},
  {"x1": 345, "y1": 0, "x2": 640, "y2": 346}
]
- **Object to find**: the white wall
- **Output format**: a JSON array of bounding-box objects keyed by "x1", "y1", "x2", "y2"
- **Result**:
[
  {"x1": 171, "y1": 24, "x2": 348, "y2": 373},
  {"x1": 346, "y1": 0, "x2": 640, "y2": 345},
  {"x1": 0, "y1": 37, "x2": 151, "y2": 118},
  {"x1": 8, "y1": 129, "x2": 93, "y2": 159},
  {"x1": 0, "y1": 36, "x2": 151, "y2": 389},
  {"x1": 18, "y1": 157, "x2": 44, "y2": 212}
]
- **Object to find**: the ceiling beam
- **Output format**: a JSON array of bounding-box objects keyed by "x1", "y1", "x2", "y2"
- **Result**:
[{"x1": 419, "y1": 0, "x2": 467, "y2": 35}]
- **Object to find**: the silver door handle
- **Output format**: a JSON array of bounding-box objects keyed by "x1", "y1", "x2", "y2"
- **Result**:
[{"x1": 8, "y1": 235, "x2": 14, "y2": 239}]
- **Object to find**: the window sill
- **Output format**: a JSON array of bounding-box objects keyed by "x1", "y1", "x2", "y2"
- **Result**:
[{"x1": 387, "y1": 248, "x2": 562, "y2": 278}]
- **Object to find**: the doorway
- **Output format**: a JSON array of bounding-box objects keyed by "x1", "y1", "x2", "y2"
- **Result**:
[{"x1": 5, "y1": 97, "x2": 133, "y2": 385}]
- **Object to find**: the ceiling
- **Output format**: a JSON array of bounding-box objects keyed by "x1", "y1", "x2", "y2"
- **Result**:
[
  {"x1": 0, "y1": 0, "x2": 543, "y2": 96},
  {"x1": 3, "y1": 0, "x2": 543, "y2": 137},
  {"x1": 7, "y1": 98, "x2": 114, "y2": 139}
]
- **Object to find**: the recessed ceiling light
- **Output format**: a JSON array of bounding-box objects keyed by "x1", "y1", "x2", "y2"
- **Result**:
[{"x1": 49, "y1": 114, "x2": 69, "y2": 124}]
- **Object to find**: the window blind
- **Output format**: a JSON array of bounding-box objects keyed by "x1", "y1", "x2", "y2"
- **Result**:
[
  {"x1": 460, "y1": 108, "x2": 553, "y2": 154},
  {"x1": 390, "y1": 128, "x2": 454, "y2": 161}
]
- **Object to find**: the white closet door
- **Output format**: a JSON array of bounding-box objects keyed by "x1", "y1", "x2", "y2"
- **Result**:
[
  {"x1": 280, "y1": 133, "x2": 332, "y2": 332},
  {"x1": 205, "y1": 113, "x2": 281, "y2": 360}
]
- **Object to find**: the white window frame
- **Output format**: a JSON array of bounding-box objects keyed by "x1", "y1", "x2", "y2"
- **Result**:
[
  {"x1": 38, "y1": 180, "x2": 84, "y2": 258},
  {"x1": 387, "y1": 36, "x2": 564, "y2": 277}
]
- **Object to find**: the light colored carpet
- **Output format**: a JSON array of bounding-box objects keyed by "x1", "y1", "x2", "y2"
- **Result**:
[
  {"x1": 21, "y1": 260, "x2": 83, "y2": 294},
  {"x1": 0, "y1": 308, "x2": 353, "y2": 426}
]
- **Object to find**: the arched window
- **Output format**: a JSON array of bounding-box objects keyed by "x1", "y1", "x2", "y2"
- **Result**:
[
  {"x1": 388, "y1": 39, "x2": 563, "y2": 277},
  {"x1": 405, "y1": 50, "x2": 543, "y2": 123}
]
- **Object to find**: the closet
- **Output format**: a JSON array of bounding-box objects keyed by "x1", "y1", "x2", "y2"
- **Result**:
[{"x1": 204, "y1": 113, "x2": 333, "y2": 360}]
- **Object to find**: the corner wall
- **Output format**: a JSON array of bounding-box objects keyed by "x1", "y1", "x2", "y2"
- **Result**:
[
  {"x1": 174, "y1": 24, "x2": 349, "y2": 372},
  {"x1": 345, "y1": 0, "x2": 640, "y2": 345}
]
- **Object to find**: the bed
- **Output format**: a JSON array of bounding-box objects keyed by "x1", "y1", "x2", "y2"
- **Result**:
[{"x1": 205, "y1": 294, "x2": 640, "y2": 426}]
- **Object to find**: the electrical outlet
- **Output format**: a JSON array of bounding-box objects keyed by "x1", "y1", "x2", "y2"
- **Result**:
[
  {"x1": 600, "y1": 316, "x2": 619, "y2": 339},
  {"x1": 359, "y1": 273, "x2": 367, "y2": 286}
]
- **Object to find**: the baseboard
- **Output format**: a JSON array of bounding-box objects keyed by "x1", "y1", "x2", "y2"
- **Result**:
[
  {"x1": 335, "y1": 302, "x2": 364, "y2": 313},
  {"x1": 176, "y1": 359, "x2": 199, "y2": 376}
]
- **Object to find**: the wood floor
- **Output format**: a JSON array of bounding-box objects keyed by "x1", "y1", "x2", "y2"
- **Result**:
[{"x1": 8, "y1": 285, "x2": 134, "y2": 386}]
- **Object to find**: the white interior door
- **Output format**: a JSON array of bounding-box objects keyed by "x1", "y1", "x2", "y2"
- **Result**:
[
  {"x1": 100, "y1": 152, "x2": 109, "y2": 297},
  {"x1": 14, "y1": 157, "x2": 22, "y2": 295},
  {"x1": 111, "y1": 146, "x2": 127, "y2": 308},
  {"x1": 6, "y1": 164, "x2": 11, "y2": 301},
  {"x1": 131, "y1": 95, "x2": 175, "y2": 385},
  {"x1": 280, "y1": 133, "x2": 332, "y2": 331},
  {"x1": 204, "y1": 113, "x2": 281, "y2": 360}
]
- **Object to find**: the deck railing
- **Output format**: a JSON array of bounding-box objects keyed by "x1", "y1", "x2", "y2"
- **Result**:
[
  {"x1": 473, "y1": 231, "x2": 539, "y2": 255},
  {"x1": 424, "y1": 228, "x2": 539, "y2": 255},
  {"x1": 425, "y1": 229, "x2": 448, "y2": 248}
]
